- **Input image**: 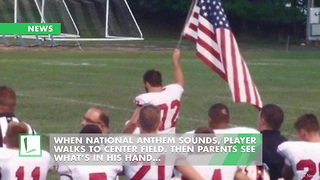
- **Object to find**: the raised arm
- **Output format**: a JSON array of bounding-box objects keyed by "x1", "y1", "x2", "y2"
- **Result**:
[
  {"x1": 173, "y1": 48, "x2": 184, "y2": 87},
  {"x1": 122, "y1": 106, "x2": 141, "y2": 133}
]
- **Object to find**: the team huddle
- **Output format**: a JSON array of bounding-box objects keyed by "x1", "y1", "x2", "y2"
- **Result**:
[{"x1": 0, "y1": 49, "x2": 320, "y2": 180}]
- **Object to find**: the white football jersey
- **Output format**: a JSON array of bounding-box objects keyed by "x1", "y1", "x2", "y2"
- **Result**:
[
  {"x1": 135, "y1": 84, "x2": 184, "y2": 134},
  {"x1": 215, "y1": 127, "x2": 260, "y2": 170},
  {"x1": 182, "y1": 165, "x2": 238, "y2": 180},
  {"x1": 242, "y1": 165, "x2": 270, "y2": 180},
  {"x1": 0, "y1": 114, "x2": 36, "y2": 148},
  {"x1": 57, "y1": 164, "x2": 122, "y2": 180},
  {"x1": 278, "y1": 141, "x2": 320, "y2": 180},
  {"x1": 180, "y1": 126, "x2": 259, "y2": 180},
  {"x1": 124, "y1": 153, "x2": 178, "y2": 180},
  {"x1": 124, "y1": 165, "x2": 174, "y2": 180},
  {"x1": 185, "y1": 130, "x2": 195, "y2": 134},
  {"x1": 0, "y1": 148, "x2": 51, "y2": 180}
]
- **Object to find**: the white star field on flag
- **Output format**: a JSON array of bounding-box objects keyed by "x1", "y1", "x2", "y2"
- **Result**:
[{"x1": 198, "y1": 0, "x2": 229, "y2": 29}]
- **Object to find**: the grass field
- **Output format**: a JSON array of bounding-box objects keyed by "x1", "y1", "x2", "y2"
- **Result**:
[{"x1": 0, "y1": 45, "x2": 320, "y2": 179}]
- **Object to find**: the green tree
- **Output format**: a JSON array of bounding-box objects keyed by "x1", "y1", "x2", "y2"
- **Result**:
[
  {"x1": 129, "y1": 0, "x2": 192, "y2": 12},
  {"x1": 129, "y1": 0, "x2": 311, "y2": 39}
]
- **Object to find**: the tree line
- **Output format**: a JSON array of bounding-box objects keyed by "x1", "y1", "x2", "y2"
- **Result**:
[{"x1": 129, "y1": 0, "x2": 320, "y2": 40}]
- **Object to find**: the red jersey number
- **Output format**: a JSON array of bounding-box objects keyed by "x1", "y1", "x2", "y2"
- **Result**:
[
  {"x1": 89, "y1": 173, "x2": 107, "y2": 180},
  {"x1": 212, "y1": 169, "x2": 222, "y2": 180},
  {"x1": 131, "y1": 165, "x2": 165, "y2": 180},
  {"x1": 296, "y1": 159, "x2": 319, "y2": 180},
  {"x1": 16, "y1": 166, "x2": 40, "y2": 180},
  {"x1": 157, "y1": 100, "x2": 180, "y2": 130}
]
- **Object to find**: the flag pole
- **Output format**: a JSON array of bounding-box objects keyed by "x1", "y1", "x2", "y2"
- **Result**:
[{"x1": 176, "y1": 0, "x2": 197, "y2": 49}]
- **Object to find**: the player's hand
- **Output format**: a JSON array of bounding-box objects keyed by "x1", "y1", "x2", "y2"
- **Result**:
[{"x1": 172, "y1": 48, "x2": 181, "y2": 66}]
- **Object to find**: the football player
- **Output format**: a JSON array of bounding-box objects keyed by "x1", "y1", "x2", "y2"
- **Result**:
[
  {"x1": 0, "y1": 86, "x2": 36, "y2": 147},
  {"x1": 122, "y1": 49, "x2": 184, "y2": 134},
  {"x1": 185, "y1": 103, "x2": 260, "y2": 134},
  {"x1": 81, "y1": 107, "x2": 110, "y2": 134},
  {"x1": 57, "y1": 124, "x2": 122, "y2": 180},
  {"x1": 182, "y1": 104, "x2": 261, "y2": 180},
  {"x1": 278, "y1": 114, "x2": 320, "y2": 180},
  {"x1": 181, "y1": 127, "x2": 251, "y2": 180},
  {"x1": 0, "y1": 121, "x2": 51, "y2": 180},
  {"x1": 124, "y1": 104, "x2": 203, "y2": 180}
]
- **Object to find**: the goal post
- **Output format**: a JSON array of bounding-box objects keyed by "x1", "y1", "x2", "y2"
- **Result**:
[
  {"x1": 105, "y1": 0, "x2": 143, "y2": 40},
  {"x1": 53, "y1": 0, "x2": 143, "y2": 41},
  {"x1": 20, "y1": 0, "x2": 80, "y2": 38},
  {"x1": 1, "y1": 0, "x2": 143, "y2": 43}
]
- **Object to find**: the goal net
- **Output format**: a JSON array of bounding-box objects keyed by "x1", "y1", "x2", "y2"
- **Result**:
[
  {"x1": 15, "y1": 0, "x2": 79, "y2": 39},
  {"x1": 0, "y1": 0, "x2": 143, "y2": 43},
  {"x1": 60, "y1": 0, "x2": 143, "y2": 41},
  {"x1": 0, "y1": 0, "x2": 13, "y2": 23}
]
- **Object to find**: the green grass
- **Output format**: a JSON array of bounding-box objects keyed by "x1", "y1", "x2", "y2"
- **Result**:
[
  {"x1": 1, "y1": 48, "x2": 320, "y2": 135},
  {"x1": 1, "y1": 47, "x2": 320, "y2": 179}
]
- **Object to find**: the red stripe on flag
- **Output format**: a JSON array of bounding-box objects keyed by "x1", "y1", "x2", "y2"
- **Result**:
[
  {"x1": 219, "y1": 29, "x2": 228, "y2": 75},
  {"x1": 196, "y1": 51, "x2": 227, "y2": 81},
  {"x1": 184, "y1": 34, "x2": 197, "y2": 43},
  {"x1": 241, "y1": 57, "x2": 251, "y2": 104},
  {"x1": 230, "y1": 31, "x2": 240, "y2": 103},
  {"x1": 198, "y1": 23, "x2": 217, "y2": 42},
  {"x1": 189, "y1": 23, "x2": 198, "y2": 32},
  {"x1": 197, "y1": 38, "x2": 221, "y2": 62},
  {"x1": 254, "y1": 86, "x2": 261, "y2": 110},
  {"x1": 193, "y1": 11, "x2": 199, "y2": 19}
]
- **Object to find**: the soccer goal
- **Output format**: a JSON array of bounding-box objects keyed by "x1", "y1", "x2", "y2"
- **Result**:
[
  {"x1": 56, "y1": 0, "x2": 143, "y2": 41},
  {"x1": 14, "y1": 0, "x2": 79, "y2": 39},
  {"x1": 0, "y1": 0, "x2": 143, "y2": 44}
]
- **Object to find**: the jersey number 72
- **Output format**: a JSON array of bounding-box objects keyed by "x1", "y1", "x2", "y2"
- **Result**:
[{"x1": 157, "y1": 100, "x2": 180, "y2": 131}]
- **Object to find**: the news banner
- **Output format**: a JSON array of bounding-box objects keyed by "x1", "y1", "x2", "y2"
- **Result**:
[{"x1": 0, "y1": 23, "x2": 60, "y2": 34}]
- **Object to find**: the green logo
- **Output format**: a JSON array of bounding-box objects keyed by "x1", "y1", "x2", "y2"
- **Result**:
[
  {"x1": 23, "y1": 137, "x2": 36, "y2": 153},
  {"x1": 19, "y1": 134, "x2": 42, "y2": 157}
]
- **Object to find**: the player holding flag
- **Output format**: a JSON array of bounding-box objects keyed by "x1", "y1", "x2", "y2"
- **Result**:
[{"x1": 123, "y1": 49, "x2": 184, "y2": 134}]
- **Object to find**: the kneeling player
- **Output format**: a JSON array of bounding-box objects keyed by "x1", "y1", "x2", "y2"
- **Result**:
[
  {"x1": 57, "y1": 124, "x2": 123, "y2": 180},
  {"x1": 278, "y1": 114, "x2": 320, "y2": 180},
  {"x1": 181, "y1": 127, "x2": 250, "y2": 180},
  {"x1": 124, "y1": 104, "x2": 203, "y2": 180},
  {"x1": 0, "y1": 121, "x2": 52, "y2": 180}
]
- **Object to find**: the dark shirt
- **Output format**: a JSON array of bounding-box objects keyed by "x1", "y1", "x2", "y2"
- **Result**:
[
  {"x1": 0, "y1": 112, "x2": 16, "y2": 147},
  {"x1": 261, "y1": 130, "x2": 287, "y2": 180},
  {"x1": 0, "y1": 112, "x2": 15, "y2": 118},
  {"x1": 0, "y1": 113, "x2": 35, "y2": 147}
]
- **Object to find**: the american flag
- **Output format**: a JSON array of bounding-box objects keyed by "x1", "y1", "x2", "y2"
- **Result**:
[{"x1": 183, "y1": 0, "x2": 262, "y2": 109}]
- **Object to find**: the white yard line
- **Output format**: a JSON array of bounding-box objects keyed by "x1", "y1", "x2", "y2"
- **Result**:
[
  {"x1": 41, "y1": 61, "x2": 150, "y2": 70},
  {"x1": 17, "y1": 67, "x2": 98, "y2": 76},
  {"x1": 17, "y1": 93, "x2": 133, "y2": 112},
  {"x1": 247, "y1": 63, "x2": 283, "y2": 66},
  {"x1": 280, "y1": 104, "x2": 320, "y2": 111}
]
